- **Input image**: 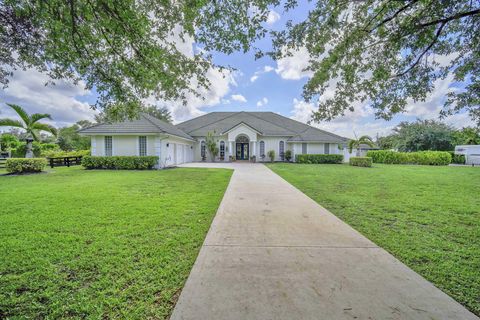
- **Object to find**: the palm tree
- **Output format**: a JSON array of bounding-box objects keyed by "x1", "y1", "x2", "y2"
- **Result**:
[
  {"x1": 348, "y1": 135, "x2": 375, "y2": 157},
  {"x1": 0, "y1": 104, "x2": 57, "y2": 158}
]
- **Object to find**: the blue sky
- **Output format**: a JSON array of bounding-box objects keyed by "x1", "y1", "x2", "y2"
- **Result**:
[{"x1": 0, "y1": 3, "x2": 473, "y2": 139}]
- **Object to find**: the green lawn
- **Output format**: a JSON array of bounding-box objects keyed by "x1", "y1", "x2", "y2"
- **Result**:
[
  {"x1": 0, "y1": 166, "x2": 232, "y2": 319},
  {"x1": 267, "y1": 163, "x2": 480, "y2": 316}
]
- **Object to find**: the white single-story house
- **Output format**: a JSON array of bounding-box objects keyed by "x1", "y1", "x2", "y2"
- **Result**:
[{"x1": 79, "y1": 111, "x2": 349, "y2": 168}]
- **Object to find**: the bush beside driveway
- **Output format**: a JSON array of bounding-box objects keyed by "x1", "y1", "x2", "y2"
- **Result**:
[{"x1": 267, "y1": 163, "x2": 480, "y2": 316}]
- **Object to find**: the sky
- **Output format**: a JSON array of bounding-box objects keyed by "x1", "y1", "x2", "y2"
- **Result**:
[{"x1": 0, "y1": 4, "x2": 474, "y2": 139}]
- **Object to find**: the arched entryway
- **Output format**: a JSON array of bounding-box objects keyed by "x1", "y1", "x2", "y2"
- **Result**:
[{"x1": 235, "y1": 135, "x2": 250, "y2": 160}]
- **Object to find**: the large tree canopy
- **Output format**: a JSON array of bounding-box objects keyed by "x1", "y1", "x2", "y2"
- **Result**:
[
  {"x1": 0, "y1": 0, "x2": 273, "y2": 118},
  {"x1": 268, "y1": 0, "x2": 480, "y2": 125},
  {"x1": 1, "y1": 0, "x2": 479, "y2": 125}
]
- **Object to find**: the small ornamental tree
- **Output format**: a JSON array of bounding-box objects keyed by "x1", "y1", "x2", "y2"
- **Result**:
[
  {"x1": 0, "y1": 104, "x2": 57, "y2": 158},
  {"x1": 285, "y1": 150, "x2": 292, "y2": 162},
  {"x1": 348, "y1": 136, "x2": 375, "y2": 157},
  {"x1": 267, "y1": 150, "x2": 275, "y2": 162},
  {"x1": 205, "y1": 131, "x2": 219, "y2": 162}
]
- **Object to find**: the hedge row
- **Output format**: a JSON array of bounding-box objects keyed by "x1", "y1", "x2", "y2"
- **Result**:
[
  {"x1": 449, "y1": 152, "x2": 466, "y2": 164},
  {"x1": 349, "y1": 157, "x2": 372, "y2": 167},
  {"x1": 296, "y1": 154, "x2": 343, "y2": 164},
  {"x1": 366, "y1": 150, "x2": 451, "y2": 165},
  {"x1": 5, "y1": 158, "x2": 47, "y2": 173},
  {"x1": 82, "y1": 156, "x2": 158, "y2": 170}
]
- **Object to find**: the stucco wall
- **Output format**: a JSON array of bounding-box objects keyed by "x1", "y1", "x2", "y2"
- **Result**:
[
  {"x1": 90, "y1": 135, "x2": 157, "y2": 156},
  {"x1": 256, "y1": 136, "x2": 291, "y2": 162}
]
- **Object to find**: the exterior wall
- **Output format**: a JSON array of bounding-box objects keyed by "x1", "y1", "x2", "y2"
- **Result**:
[
  {"x1": 194, "y1": 134, "x2": 230, "y2": 162},
  {"x1": 90, "y1": 135, "x2": 157, "y2": 156},
  {"x1": 256, "y1": 136, "x2": 291, "y2": 162},
  {"x1": 112, "y1": 136, "x2": 138, "y2": 156}
]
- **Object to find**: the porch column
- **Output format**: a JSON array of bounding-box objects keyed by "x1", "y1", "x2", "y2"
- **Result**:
[
  {"x1": 229, "y1": 141, "x2": 234, "y2": 158},
  {"x1": 253, "y1": 141, "x2": 256, "y2": 157}
]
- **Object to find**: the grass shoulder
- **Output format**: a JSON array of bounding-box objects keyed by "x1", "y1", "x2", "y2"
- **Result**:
[{"x1": 266, "y1": 163, "x2": 480, "y2": 316}]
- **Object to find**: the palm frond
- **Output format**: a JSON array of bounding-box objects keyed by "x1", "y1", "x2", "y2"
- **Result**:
[
  {"x1": 31, "y1": 123, "x2": 58, "y2": 136},
  {"x1": 30, "y1": 113, "x2": 52, "y2": 123},
  {"x1": 6, "y1": 103, "x2": 30, "y2": 124},
  {"x1": 30, "y1": 130, "x2": 39, "y2": 141},
  {"x1": 0, "y1": 118, "x2": 25, "y2": 129},
  {"x1": 347, "y1": 139, "x2": 357, "y2": 154},
  {"x1": 358, "y1": 136, "x2": 376, "y2": 148}
]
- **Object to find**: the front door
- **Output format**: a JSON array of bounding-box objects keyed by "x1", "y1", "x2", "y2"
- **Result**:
[{"x1": 236, "y1": 143, "x2": 249, "y2": 160}]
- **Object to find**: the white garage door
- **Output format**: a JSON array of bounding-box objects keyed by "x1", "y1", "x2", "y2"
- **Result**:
[
  {"x1": 177, "y1": 145, "x2": 184, "y2": 164},
  {"x1": 164, "y1": 143, "x2": 174, "y2": 166}
]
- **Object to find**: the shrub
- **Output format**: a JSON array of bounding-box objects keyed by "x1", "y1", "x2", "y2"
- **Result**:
[
  {"x1": 267, "y1": 150, "x2": 275, "y2": 162},
  {"x1": 349, "y1": 157, "x2": 372, "y2": 167},
  {"x1": 43, "y1": 149, "x2": 90, "y2": 158},
  {"x1": 295, "y1": 154, "x2": 343, "y2": 164},
  {"x1": 285, "y1": 150, "x2": 292, "y2": 162},
  {"x1": 367, "y1": 150, "x2": 451, "y2": 166},
  {"x1": 82, "y1": 156, "x2": 158, "y2": 170},
  {"x1": 6, "y1": 158, "x2": 47, "y2": 173},
  {"x1": 449, "y1": 152, "x2": 466, "y2": 164}
]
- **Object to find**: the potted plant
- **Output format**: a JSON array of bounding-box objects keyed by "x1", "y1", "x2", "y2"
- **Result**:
[{"x1": 285, "y1": 150, "x2": 292, "y2": 162}]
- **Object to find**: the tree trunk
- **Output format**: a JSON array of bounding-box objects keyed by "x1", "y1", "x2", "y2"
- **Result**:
[
  {"x1": 356, "y1": 148, "x2": 360, "y2": 157},
  {"x1": 25, "y1": 140, "x2": 34, "y2": 158}
]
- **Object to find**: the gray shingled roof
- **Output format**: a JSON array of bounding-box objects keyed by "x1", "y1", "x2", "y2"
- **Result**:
[
  {"x1": 176, "y1": 111, "x2": 347, "y2": 143},
  {"x1": 79, "y1": 113, "x2": 194, "y2": 140}
]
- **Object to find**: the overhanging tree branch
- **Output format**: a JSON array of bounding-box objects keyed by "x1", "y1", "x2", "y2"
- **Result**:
[{"x1": 395, "y1": 21, "x2": 446, "y2": 77}]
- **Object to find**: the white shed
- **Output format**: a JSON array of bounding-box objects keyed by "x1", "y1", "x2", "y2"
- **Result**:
[{"x1": 455, "y1": 145, "x2": 480, "y2": 165}]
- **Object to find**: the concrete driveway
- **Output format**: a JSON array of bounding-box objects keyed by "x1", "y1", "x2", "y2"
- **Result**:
[{"x1": 171, "y1": 162, "x2": 477, "y2": 320}]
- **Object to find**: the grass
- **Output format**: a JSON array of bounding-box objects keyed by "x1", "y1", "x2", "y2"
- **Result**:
[
  {"x1": 0, "y1": 166, "x2": 232, "y2": 319},
  {"x1": 267, "y1": 163, "x2": 480, "y2": 316}
]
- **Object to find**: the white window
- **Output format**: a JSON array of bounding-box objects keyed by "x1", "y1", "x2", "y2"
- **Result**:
[
  {"x1": 105, "y1": 136, "x2": 112, "y2": 156},
  {"x1": 324, "y1": 143, "x2": 330, "y2": 154},
  {"x1": 139, "y1": 136, "x2": 147, "y2": 156},
  {"x1": 201, "y1": 141, "x2": 206, "y2": 159},
  {"x1": 220, "y1": 141, "x2": 225, "y2": 158},
  {"x1": 302, "y1": 143, "x2": 307, "y2": 154},
  {"x1": 279, "y1": 141, "x2": 285, "y2": 160},
  {"x1": 260, "y1": 141, "x2": 265, "y2": 157}
]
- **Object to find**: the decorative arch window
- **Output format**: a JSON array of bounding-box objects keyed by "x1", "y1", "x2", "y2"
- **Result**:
[
  {"x1": 236, "y1": 135, "x2": 249, "y2": 143},
  {"x1": 220, "y1": 141, "x2": 225, "y2": 158},
  {"x1": 201, "y1": 141, "x2": 206, "y2": 159},
  {"x1": 260, "y1": 141, "x2": 265, "y2": 158},
  {"x1": 279, "y1": 141, "x2": 285, "y2": 160}
]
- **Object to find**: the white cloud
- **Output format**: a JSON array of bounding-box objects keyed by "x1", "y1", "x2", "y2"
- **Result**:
[
  {"x1": 263, "y1": 65, "x2": 274, "y2": 72},
  {"x1": 275, "y1": 47, "x2": 313, "y2": 80},
  {"x1": 250, "y1": 65, "x2": 275, "y2": 82},
  {"x1": 266, "y1": 10, "x2": 280, "y2": 25},
  {"x1": 256, "y1": 97, "x2": 268, "y2": 107},
  {"x1": 231, "y1": 94, "x2": 247, "y2": 103},
  {"x1": 0, "y1": 68, "x2": 96, "y2": 127},
  {"x1": 147, "y1": 67, "x2": 236, "y2": 122},
  {"x1": 290, "y1": 98, "x2": 384, "y2": 138},
  {"x1": 405, "y1": 74, "x2": 457, "y2": 117}
]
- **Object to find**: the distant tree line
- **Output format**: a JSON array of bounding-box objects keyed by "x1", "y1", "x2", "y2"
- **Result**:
[{"x1": 376, "y1": 119, "x2": 480, "y2": 152}]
